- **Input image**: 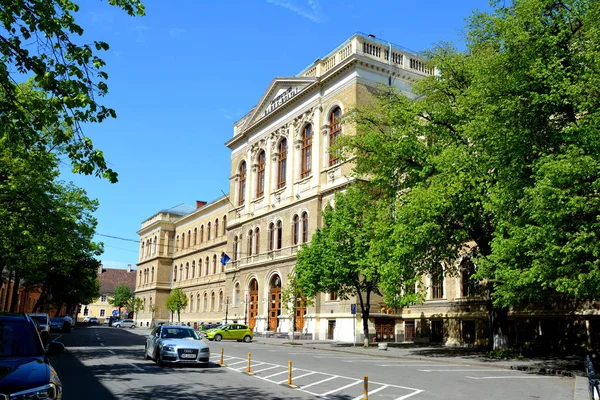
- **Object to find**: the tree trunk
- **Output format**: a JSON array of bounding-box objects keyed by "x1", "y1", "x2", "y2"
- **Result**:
[
  {"x1": 356, "y1": 287, "x2": 371, "y2": 348},
  {"x1": 32, "y1": 284, "x2": 48, "y2": 312},
  {"x1": 177, "y1": 310, "x2": 181, "y2": 322},
  {"x1": 488, "y1": 307, "x2": 509, "y2": 350},
  {"x1": 3, "y1": 268, "x2": 13, "y2": 311},
  {"x1": 9, "y1": 271, "x2": 20, "y2": 313}
]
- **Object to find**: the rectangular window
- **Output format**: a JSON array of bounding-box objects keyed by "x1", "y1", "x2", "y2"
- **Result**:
[
  {"x1": 329, "y1": 291, "x2": 338, "y2": 301},
  {"x1": 83, "y1": 307, "x2": 89, "y2": 316},
  {"x1": 100, "y1": 309, "x2": 106, "y2": 317},
  {"x1": 101, "y1": 294, "x2": 107, "y2": 302}
]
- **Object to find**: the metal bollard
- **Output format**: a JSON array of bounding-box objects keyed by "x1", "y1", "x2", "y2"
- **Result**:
[
  {"x1": 219, "y1": 348, "x2": 226, "y2": 366},
  {"x1": 247, "y1": 352, "x2": 253, "y2": 374},
  {"x1": 288, "y1": 360, "x2": 292, "y2": 385},
  {"x1": 363, "y1": 375, "x2": 368, "y2": 400}
]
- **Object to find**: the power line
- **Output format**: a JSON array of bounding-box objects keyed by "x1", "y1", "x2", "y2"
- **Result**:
[{"x1": 96, "y1": 233, "x2": 138, "y2": 243}]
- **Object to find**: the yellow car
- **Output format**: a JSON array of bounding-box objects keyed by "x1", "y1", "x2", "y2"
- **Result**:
[{"x1": 205, "y1": 324, "x2": 253, "y2": 342}]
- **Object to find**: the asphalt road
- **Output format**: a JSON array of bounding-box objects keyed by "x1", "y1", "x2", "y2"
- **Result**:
[{"x1": 49, "y1": 326, "x2": 574, "y2": 400}]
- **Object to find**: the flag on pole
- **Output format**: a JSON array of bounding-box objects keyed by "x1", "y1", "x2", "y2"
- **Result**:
[{"x1": 220, "y1": 252, "x2": 231, "y2": 266}]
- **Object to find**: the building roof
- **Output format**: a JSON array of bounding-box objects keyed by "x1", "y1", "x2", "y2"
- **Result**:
[{"x1": 98, "y1": 268, "x2": 136, "y2": 295}]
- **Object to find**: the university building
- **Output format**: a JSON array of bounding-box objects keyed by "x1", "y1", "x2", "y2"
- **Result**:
[{"x1": 134, "y1": 33, "x2": 600, "y2": 349}]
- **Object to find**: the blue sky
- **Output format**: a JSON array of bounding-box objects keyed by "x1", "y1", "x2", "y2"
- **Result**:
[{"x1": 63, "y1": 0, "x2": 493, "y2": 270}]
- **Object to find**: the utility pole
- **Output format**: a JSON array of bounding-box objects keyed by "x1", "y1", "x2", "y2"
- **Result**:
[
  {"x1": 244, "y1": 294, "x2": 248, "y2": 325},
  {"x1": 225, "y1": 296, "x2": 229, "y2": 324}
]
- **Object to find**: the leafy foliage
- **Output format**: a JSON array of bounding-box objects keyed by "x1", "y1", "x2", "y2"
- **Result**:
[
  {"x1": 166, "y1": 288, "x2": 188, "y2": 322},
  {"x1": 109, "y1": 283, "x2": 134, "y2": 310},
  {"x1": 295, "y1": 185, "x2": 382, "y2": 345}
]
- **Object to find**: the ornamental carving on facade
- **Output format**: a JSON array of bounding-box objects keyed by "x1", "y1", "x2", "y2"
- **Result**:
[
  {"x1": 292, "y1": 107, "x2": 316, "y2": 142},
  {"x1": 320, "y1": 124, "x2": 330, "y2": 136}
]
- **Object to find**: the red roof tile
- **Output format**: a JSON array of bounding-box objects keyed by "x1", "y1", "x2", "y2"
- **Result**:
[{"x1": 98, "y1": 268, "x2": 136, "y2": 295}]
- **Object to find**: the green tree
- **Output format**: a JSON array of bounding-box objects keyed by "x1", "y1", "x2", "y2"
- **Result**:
[
  {"x1": 166, "y1": 288, "x2": 188, "y2": 323},
  {"x1": 109, "y1": 284, "x2": 134, "y2": 314},
  {"x1": 0, "y1": 1, "x2": 145, "y2": 182},
  {"x1": 295, "y1": 186, "x2": 382, "y2": 347},
  {"x1": 280, "y1": 274, "x2": 313, "y2": 340},
  {"x1": 341, "y1": 0, "x2": 600, "y2": 349},
  {"x1": 131, "y1": 297, "x2": 143, "y2": 324}
]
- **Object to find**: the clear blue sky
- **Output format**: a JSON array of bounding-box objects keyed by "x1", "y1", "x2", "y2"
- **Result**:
[{"x1": 63, "y1": 0, "x2": 493, "y2": 270}]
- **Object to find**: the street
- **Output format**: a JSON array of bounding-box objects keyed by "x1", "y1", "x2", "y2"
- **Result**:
[{"x1": 50, "y1": 326, "x2": 575, "y2": 399}]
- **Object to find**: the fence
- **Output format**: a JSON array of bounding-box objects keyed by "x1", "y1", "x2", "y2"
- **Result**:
[{"x1": 585, "y1": 355, "x2": 600, "y2": 399}]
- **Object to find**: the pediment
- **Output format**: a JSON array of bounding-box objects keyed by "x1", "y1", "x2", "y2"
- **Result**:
[{"x1": 242, "y1": 77, "x2": 317, "y2": 129}]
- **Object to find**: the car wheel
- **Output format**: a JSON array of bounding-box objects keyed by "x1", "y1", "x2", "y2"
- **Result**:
[
  {"x1": 214, "y1": 334, "x2": 222, "y2": 342},
  {"x1": 130, "y1": 325, "x2": 135, "y2": 329},
  {"x1": 243, "y1": 335, "x2": 252, "y2": 343},
  {"x1": 153, "y1": 349, "x2": 160, "y2": 364}
]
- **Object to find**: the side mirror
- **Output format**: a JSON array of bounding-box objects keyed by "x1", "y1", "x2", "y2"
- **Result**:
[
  {"x1": 155, "y1": 332, "x2": 160, "y2": 337},
  {"x1": 47, "y1": 341, "x2": 65, "y2": 356}
]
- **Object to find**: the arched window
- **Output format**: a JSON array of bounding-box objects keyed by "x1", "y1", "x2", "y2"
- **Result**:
[
  {"x1": 233, "y1": 236, "x2": 239, "y2": 261},
  {"x1": 189, "y1": 294, "x2": 194, "y2": 312},
  {"x1": 200, "y1": 225, "x2": 204, "y2": 243},
  {"x1": 140, "y1": 241, "x2": 144, "y2": 257},
  {"x1": 191, "y1": 261, "x2": 195, "y2": 278},
  {"x1": 185, "y1": 263, "x2": 189, "y2": 280},
  {"x1": 278, "y1": 138, "x2": 287, "y2": 189},
  {"x1": 175, "y1": 236, "x2": 179, "y2": 251},
  {"x1": 255, "y1": 227, "x2": 260, "y2": 254},
  {"x1": 301, "y1": 124, "x2": 312, "y2": 178},
  {"x1": 203, "y1": 293, "x2": 208, "y2": 311},
  {"x1": 205, "y1": 257, "x2": 210, "y2": 276},
  {"x1": 139, "y1": 270, "x2": 142, "y2": 285},
  {"x1": 146, "y1": 240, "x2": 151, "y2": 256},
  {"x1": 196, "y1": 293, "x2": 200, "y2": 312},
  {"x1": 181, "y1": 233, "x2": 185, "y2": 249},
  {"x1": 461, "y1": 261, "x2": 479, "y2": 297},
  {"x1": 214, "y1": 218, "x2": 219, "y2": 238},
  {"x1": 212, "y1": 254, "x2": 217, "y2": 274},
  {"x1": 153, "y1": 236, "x2": 157, "y2": 255},
  {"x1": 173, "y1": 266, "x2": 177, "y2": 282},
  {"x1": 276, "y1": 220, "x2": 283, "y2": 250},
  {"x1": 151, "y1": 266, "x2": 154, "y2": 282},
  {"x1": 187, "y1": 230, "x2": 191, "y2": 247},
  {"x1": 432, "y1": 264, "x2": 444, "y2": 299},
  {"x1": 193, "y1": 228, "x2": 197, "y2": 245},
  {"x1": 302, "y1": 211, "x2": 309, "y2": 243},
  {"x1": 329, "y1": 107, "x2": 342, "y2": 166},
  {"x1": 234, "y1": 283, "x2": 240, "y2": 306},
  {"x1": 292, "y1": 215, "x2": 299, "y2": 245},
  {"x1": 268, "y1": 223, "x2": 275, "y2": 251},
  {"x1": 180, "y1": 264, "x2": 183, "y2": 281},
  {"x1": 238, "y1": 161, "x2": 246, "y2": 206},
  {"x1": 211, "y1": 292, "x2": 216, "y2": 311},
  {"x1": 207, "y1": 222, "x2": 211, "y2": 241},
  {"x1": 222, "y1": 215, "x2": 227, "y2": 235},
  {"x1": 247, "y1": 230, "x2": 253, "y2": 257},
  {"x1": 219, "y1": 291, "x2": 224, "y2": 312},
  {"x1": 256, "y1": 150, "x2": 266, "y2": 197}
]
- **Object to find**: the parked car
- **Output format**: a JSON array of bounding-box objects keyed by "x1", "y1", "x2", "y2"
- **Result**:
[
  {"x1": 0, "y1": 313, "x2": 64, "y2": 398},
  {"x1": 88, "y1": 317, "x2": 99, "y2": 325},
  {"x1": 204, "y1": 323, "x2": 253, "y2": 342},
  {"x1": 50, "y1": 317, "x2": 65, "y2": 332},
  {"x1": 201, "y1": 322, "x2": 222, "y2": 331},
  {"x1": 107, "y1": 316, "x2": 121, "y2": 327},
  {"x1": 113, "y1": 319, "x2": 136, "y2": 328},
  {"x1": 145, "y1": 325, "x2": 210, "y2": 365},
  {"x1": 28, "y1": 313, "x2": 50, "y2": 345}
]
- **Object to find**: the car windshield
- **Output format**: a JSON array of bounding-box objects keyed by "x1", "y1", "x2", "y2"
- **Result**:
[
  {"x1": 161, "y1": 328, "x2": 200, "y2": 340},
  {"x1": 29, "y1": 316, "x2": 47, "y2": 325},
  {"x1": 0, "y1": 321, "x2": 44, "y2": 357},
  {"x1": 50, "y1": 318, "x2": 63, "y2": 323}
]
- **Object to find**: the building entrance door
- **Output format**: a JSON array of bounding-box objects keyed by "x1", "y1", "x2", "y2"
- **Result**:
[
  {"x1": 328, "y1": 320, "x2": 336, "y2": 340},
  {"x1": 295, "y1": 297, "x2": 306, "y2": 332},
  {"x1": 268, "y1": 275, "x2": 282, "y2": 331},
  {"x1": 375, "y1": 318, "x2": 395, "y2": 342},
  {"x1": 248, "y1": 279, "x2": 258, "y2": 330}
]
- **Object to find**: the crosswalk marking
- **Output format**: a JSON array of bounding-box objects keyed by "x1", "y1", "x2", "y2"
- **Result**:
[
  {"x1": 321, "y1": 379, "x2": 362, "y2": 396},
  {"x1": 300, "y1": 375, "x2": 338, "y2": 389},
  {"x1": 253, "y1": 365, "x2": 281, "y2": 373}
]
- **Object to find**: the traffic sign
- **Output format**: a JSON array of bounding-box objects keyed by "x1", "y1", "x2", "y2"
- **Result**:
[
  {"x1": 112, "y1": 310, "x2": 119, "y2": 316},
  {"x1": 350, "y1": 304, "x2": 357, "y2": 315}
]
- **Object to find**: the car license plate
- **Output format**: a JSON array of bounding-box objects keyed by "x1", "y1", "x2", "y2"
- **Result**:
[{"x1": 181, "y1": 353, "x2": 196, "y2": 359}]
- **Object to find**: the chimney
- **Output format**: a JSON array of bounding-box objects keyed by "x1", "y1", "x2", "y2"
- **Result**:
[
  {"x1": 127, "y1": 264, "x2": 132, "y2": 273},
  {"x1": 196, "y1": 200, "x2": 207, "y2": 209},
  {"x1": 97, "y1": 264, "x2": 104, "y2": 275}
]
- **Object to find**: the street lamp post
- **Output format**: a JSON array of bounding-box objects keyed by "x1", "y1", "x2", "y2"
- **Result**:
[
  {"x1": 225, "y1": 296, "x2": 229, "y2": 324},
  {"x1": 244, "y1": 294, "x2": 248, "y2": 325}
]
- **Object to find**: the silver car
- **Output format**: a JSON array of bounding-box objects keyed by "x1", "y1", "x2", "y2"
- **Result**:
[
  {"x1": 113, "y1": 319, "x2": 136, "y2": 328},
  {"x1": 145, "y1": 325, "x2": 210, "y2": 365}
]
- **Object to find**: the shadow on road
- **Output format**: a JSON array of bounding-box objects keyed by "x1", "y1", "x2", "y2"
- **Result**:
[
  {"x1": 50, "y1": 352, "x2": 118, "y2": 400},
  {"x1": 125, "y1": 383, "x2": 315, "y2": 400}
]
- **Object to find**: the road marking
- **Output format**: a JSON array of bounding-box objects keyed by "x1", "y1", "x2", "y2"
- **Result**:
[
  {"x1": 128, "y1": 363, "x2": 144, "y2": 372},
  {"x1": 253, "y1": 365, "x2": 281, "y2": 373},
  {"x1": 54, "y1": 334, "x2": 63, "y2": 341},
  {"x1": 227, "y1": 360, "x2": 247, "y2": 366},
  {"x1": 351, "y1": 384, "x2": 389, "y2": 400},
  {"x1": 100, "y1": 343, "x2": 105, "y2": 347},
  {"x1": 466, "y1": 376, "x2": 553, "y2": 379},
  {"x1": 262, "y1": 370, "x2": 290, "y2": 379},
  {"x1": 418, "y1": 369, "x2": 504, "y2": 372},
  {"x1": 300, "y1": 375, "x2": 338, "y2": 389},
  {"x1": 394, "y1": 389, "x2": 425, "y2": 400},
  {"x1": 375, "y1": 364, "x2": 465, "y2": 367},
  {"x1": 275, "y1": 371, "x2": 316, "y2": 384},
  {"x1": 108, "y1": 350, "x2": 116, "y2": 355},
  {"x1": 321, "y1": 379, "x2": 362, "y2": 396}
]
